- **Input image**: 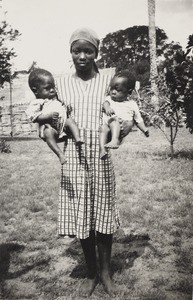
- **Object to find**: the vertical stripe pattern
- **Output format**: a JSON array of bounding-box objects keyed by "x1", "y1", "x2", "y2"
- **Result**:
[{"x1": 56, "y1": 73, "x2": 120, "y2": 239}]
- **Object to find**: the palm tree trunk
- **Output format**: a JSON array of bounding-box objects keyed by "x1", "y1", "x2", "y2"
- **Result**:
[{"x1": 148, "y1": 0, "x2": 159, "y2": 106}]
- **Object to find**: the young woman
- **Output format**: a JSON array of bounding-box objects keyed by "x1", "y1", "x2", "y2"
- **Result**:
[{"x1": 54, "y1": 28, "x2": 130, "y2": 296}]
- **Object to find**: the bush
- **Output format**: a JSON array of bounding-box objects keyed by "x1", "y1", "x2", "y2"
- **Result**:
[{"x1": 0, "y1": 139, "x2": 11, "y2": 153}]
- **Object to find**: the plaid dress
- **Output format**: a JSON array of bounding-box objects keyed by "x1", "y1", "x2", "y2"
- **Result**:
[{"x1": 56, "y1": 72, "x2": 120, "y2": 239}]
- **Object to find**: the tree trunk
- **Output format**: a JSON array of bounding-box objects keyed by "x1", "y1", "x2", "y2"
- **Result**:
[{"x1": 148, "y1": 0, "x2": 159, "y2": 106}]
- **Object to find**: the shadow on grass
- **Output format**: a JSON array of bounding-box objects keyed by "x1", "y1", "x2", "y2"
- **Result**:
[
  {"x1": 0, "y1": 242, "x2": 50, "y2": 281},
  {"x1": 134, "y1": 149, "x2": 193, "y2": 161},
  {"x1": 64, "y1": 232, "x2": 151, "y2": 279},
  {"x1": 0, "y1": 243, "x2": 25, "y2": 282}
]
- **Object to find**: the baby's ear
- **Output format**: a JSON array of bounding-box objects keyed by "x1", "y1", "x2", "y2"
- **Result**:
[{"x1": 31, "y1": 86, "x2": 37, "y2": 95}]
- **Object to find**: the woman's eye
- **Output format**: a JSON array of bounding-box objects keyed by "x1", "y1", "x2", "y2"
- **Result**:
[
  {"x1": 72, "y1": 50, "x2": 79, "y2": 55},
  {"x1": 86, "y1": 50, "x2": 93, "y2": 55}
]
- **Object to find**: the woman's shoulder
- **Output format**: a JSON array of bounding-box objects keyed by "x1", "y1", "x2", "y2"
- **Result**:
[{"x1": 55, "y1": 72, "x2": 72, "y2": 81}]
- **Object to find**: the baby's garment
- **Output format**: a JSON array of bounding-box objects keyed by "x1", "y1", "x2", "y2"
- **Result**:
[
  {"x1": 26, "y1": 97, "x2": 67, "y2": 136},
  {"x1": 103, "y1": 96, "x2": 143, "y2": 125}
]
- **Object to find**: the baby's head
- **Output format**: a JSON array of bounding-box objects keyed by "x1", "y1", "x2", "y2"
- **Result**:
[
  {"x1": 28, "y1": 68, "x2": 56, "y2": 99},
  {"x1": 109, "y1": 69, "x2": 136, "y2": 102}
]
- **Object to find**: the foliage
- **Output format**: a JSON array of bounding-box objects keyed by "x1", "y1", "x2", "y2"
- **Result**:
[
  {"x1": 0, "y1": 139, "x2": 11, "y2": 153},
  {"x1": 97, "y1": 26, "x2": 168, "y2": 69},
  {"x1": 186, "y1": 34, "x2": 193, "y2": 48},
  {"x1": 139, "y1": 43, "x2": 186, "y2": 158},
  {"x1": 0, "y1": 7, "x2": 20, "y2": 87},
  {"x1": 182, "y1": 65, "x2": 193, "y2": 132}
]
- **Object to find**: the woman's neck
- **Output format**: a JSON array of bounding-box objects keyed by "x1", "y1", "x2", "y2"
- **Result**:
[{"x1": 76, "y1": 68, "x2": 97, "y2": 81}]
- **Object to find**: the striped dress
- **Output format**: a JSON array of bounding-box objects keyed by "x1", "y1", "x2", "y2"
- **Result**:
[{"x1": 56, "y1": 72, "x2": 120, "y2": 239}]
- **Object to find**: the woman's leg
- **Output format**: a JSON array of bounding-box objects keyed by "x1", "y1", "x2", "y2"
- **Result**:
[
  {"x1": 79, "y1": 231, "x2": 98, "y2": 296},
  {"x1": 97, "y1": 232, "x2": 116, "y2": 294}
]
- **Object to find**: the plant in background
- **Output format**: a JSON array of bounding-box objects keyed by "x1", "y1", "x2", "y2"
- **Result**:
[
  {"x1": 182, "y1": 43, "x2": 193, "y2": 133},
  {"x1": 139, "y1": 44, "x2": 186, "y2": 158},
  {"x1": 97, "y1": 25, "x2": 168, "y2": 70},
  {"x1": 0, "y1": 139, "x2": 11, "y2": 153},
  {"x1": 0, "y1": 3, "x2": 20, "y2": 88}
]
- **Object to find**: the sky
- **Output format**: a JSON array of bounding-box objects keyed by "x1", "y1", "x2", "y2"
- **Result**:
[{"x1": 1, "y1": 0, "x2": 193, "y2": 74}]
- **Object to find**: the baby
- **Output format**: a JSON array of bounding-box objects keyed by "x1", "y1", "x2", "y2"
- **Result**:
[
  {"x1": 26, "y1": 68, "x2": 83, "y2": 164},
  {"x1": 100, "y1": 69, "x2": 149, "y2": 159}
]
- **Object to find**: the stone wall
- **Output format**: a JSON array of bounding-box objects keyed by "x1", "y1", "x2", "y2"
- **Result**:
[
  {"x1": 0, "y1": 103, "x2": 38, "y2": 136},
  {"x1": 0, "y1": 74, "x2": 37, "y2": 137}
]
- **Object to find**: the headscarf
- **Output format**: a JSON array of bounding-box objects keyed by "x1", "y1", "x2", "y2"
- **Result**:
[{"x1": 69, "y1": 27, "x2": 100, "y2": 57}]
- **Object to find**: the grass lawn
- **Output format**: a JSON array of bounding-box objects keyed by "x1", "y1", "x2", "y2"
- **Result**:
[{"x1": 0, "y1": 127, "x2": 193, "y2": 300}]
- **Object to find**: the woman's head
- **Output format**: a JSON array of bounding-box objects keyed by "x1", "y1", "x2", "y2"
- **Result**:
[
  {"x1": 69, "y1": 28, "x2": 99, "y2": 74},
  {"x1": 28, "y1": 68, "x2": 56, "y2": 99},
  {"x1": 109, "y1": 70, "x2": 136, "y2": 102}
]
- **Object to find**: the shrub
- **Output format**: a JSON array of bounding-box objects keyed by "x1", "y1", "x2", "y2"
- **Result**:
[{"x1": 0, "y1": 139, "x2": 11, "y2": 153}]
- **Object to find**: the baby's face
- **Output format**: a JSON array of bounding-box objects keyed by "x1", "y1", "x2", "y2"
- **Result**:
[
  {"x1": 109, "y1": 77, "x2": 128, "y2": 102},
  {"x1": 36, "y1": 75, "x2": 57, "y2": 99}
]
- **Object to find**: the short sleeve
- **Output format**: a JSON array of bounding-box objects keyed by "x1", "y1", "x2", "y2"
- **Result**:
[{"x1": 25, "y1": 98, "x2": 44, "y2": 122}]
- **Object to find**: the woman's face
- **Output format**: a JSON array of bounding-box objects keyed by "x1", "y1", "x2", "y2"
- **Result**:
[{"x1": 71, "y1": 40, "x2": 97, "y2": 72}]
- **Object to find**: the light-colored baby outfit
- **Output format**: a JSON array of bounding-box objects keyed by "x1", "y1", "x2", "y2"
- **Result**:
[
  {"x1": 26, "y1": 97, "x2": 67, "y2": 137},
  {"x1": 103, "y1": 95, "x2": 143, "y2": 125}
]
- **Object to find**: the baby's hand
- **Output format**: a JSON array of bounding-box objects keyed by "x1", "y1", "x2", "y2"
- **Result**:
[{"x1": 105, "y1": 106, "x2": 115, "y2": 116}]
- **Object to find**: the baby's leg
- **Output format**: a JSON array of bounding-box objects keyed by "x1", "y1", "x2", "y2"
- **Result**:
[
  {"x1": 65, "y1": 117, "x2": 84, "y2": 145},
  {"x1": 120, "y1": 120, "x2": 134, "y2": 137},
  {"x1": 105, "y1": 120, "x2": 121, "y2": 149},
  {"x1": 39, "y1": 124, "x2": 46, "y2": 139},
  {"x1": 44, "y1": 127, "x2": 67, "y2": 165},
  {"x1": 99, "y1": 124, "x2": 110, "y2": 159}
]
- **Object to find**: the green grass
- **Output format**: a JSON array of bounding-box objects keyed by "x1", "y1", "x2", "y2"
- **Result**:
[{"x1": 0, "y1": 127, "x2": 193, "y2": 300}]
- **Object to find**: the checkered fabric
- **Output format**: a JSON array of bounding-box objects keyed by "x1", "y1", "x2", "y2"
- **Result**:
[{"x1": 56, "y1": 73, "x2": 120, "y2": 239}]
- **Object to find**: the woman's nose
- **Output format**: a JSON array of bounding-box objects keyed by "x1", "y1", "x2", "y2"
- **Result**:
[{"x1": 79, "y1": 52, "x2": 86, "y2": 59}]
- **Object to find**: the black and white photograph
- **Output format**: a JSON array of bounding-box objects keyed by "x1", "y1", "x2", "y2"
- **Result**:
[{"x1": 0, "y1": 0, "x2": 193, "y2": 299}]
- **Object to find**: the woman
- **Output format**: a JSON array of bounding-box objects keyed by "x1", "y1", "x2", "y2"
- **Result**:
[{"x1": 56, "y1": 28, "x2": 126, "y2": 296}]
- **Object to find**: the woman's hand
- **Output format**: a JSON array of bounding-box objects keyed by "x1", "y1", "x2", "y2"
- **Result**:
[{"x1": 48, "y1": 112, "x2": 59, "y2": 121}]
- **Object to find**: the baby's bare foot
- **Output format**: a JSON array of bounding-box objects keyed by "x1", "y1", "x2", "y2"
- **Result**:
[
  {"x1": 100, "y1": 149, "x2": 107, "y2": 160},
  {"x1": 100, "y1": 272, "x2": 117, "y2": 296},
  {"x1": 75, "y1": 139, "x2": 84, "y2": 146},
  {"x1": 79, "y1": 276, "x2": 99, "y2": 297},
  {"x1": 105, "y1": 140, "x2": 120, "y2": 149}
]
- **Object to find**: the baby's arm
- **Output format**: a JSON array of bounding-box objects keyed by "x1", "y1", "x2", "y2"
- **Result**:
[
  {"x1": 103, "y1": 100, "x2": 115, "y2": 116},
  {"x1": 36, "y1": 112, "x2": 59, "y2": 125},
  {"x1": 133, "y1": 102, "x2": 149, "y2": 137},
  {"x1": 135, "y1": 121, "x2": 149, "y2": 137}
]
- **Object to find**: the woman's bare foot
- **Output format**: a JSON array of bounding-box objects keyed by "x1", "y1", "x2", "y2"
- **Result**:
[
  {"x1": 105, "y1": 140, "x2": 120, "y2": 149},
  {"x1": 79, "y1": 275, "x2": 99, "y2": 297},
  {"x1": 58, "y1": 153, "x2": 67, "y2": 165},
  {"x1": 100, "y1": 272, "x2": 117, "y2": 296}
]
